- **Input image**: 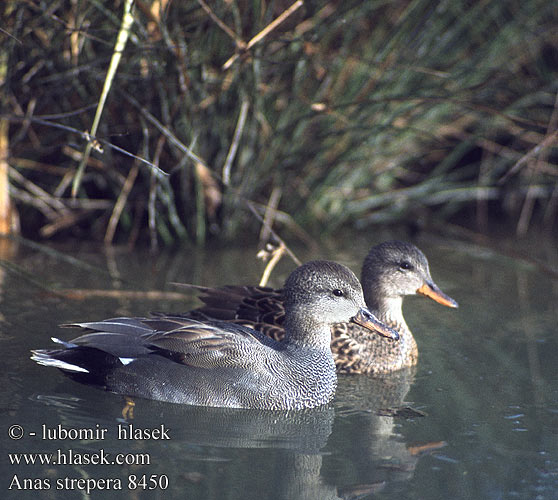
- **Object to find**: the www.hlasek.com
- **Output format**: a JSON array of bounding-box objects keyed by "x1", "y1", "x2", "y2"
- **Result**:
[{"x1": 7, "y1": 422, "x2": 171, "y2": 494}]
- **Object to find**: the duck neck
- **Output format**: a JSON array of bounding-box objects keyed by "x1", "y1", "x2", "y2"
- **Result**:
[
  {"x1": 365, "y1": 293, "x2": 410, "y2": 336},
  {"x1": 282, "y1": 307, "x2": 333, "y2": 351}
]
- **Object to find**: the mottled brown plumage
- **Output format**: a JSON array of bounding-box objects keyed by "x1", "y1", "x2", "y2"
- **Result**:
[{"x1": 184, "y1": 241, "x2": 458, "y2": 374}]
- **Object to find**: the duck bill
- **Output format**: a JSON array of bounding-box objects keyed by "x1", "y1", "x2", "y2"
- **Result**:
[
  {"x1": 351, "y1": 308, "x2": 399, "y2": 341},
  {"x1": 417, "y1": 282, "x2": 458, "y2": 308}
]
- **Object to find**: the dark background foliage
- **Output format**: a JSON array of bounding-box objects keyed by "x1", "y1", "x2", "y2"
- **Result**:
[{"x1": 3, "y1": 0, "x2": 557, "y2": 247}]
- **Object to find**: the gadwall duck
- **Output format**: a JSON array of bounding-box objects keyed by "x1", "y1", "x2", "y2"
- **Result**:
[
  {"x1": 184, "y1": 241, "x2": 458, "y2": 374},
  {"x1": 31, "y1": 260, "x2": 397, "y2": 410}
]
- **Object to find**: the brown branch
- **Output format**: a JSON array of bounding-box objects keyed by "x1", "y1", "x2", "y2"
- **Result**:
[
  {"x1": 498, "y1": 130, "x2": 558, "y2": 184},
  {"x1": 57, "y1": 288, "x2": 189, "y2": 301},
  {"x1": 223, "y1": 0, "x2": 304, "y2": 70},
  {"x1": 258, "y1": 242, "x2": 287, "y2": 287},
  {"x1": 259, "y1": 186, "x2": 282, "y2": 247},
  {"x1": 246, "y1": 200, "x2": 301, "y2": 266},
  {"x1": 196, "y1": 0, "x2": 244, "y2": 48},
  {"x1": 105, "y1": 162, "x2": 139, "y2": 244}
]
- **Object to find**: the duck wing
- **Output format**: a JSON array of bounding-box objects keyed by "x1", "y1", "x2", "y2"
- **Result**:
[
  {"x1": 178, "y1": 284, "x2": 287, "y2": 341},
  {"x1": 62, "y1": 316, "x2": 276, "y2": 370},
  {"x1": 60, "y1": 317, "x2": 158, "y2": 358}
]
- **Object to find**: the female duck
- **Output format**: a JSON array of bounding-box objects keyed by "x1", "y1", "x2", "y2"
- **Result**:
[
  {"x1": 185, "y1": 241, "x2": 458, "y2": 374},
  {"x1": 31, "y1": 260, "x2": 395, "y2": 410}
]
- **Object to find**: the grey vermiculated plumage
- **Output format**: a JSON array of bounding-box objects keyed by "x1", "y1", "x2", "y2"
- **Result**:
[
  {"x1": 31, "y1": 260, "x2": 383, "y2": 410},
  {"x1": 183, "y1": 241, "x2": 458, "y2": 374}
]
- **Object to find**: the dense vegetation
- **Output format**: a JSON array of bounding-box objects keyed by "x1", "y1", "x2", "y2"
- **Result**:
[{"x1": 2, "y1": 0, "x2": 557, "y2": 247}]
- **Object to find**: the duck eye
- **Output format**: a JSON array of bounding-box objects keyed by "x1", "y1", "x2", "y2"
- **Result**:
[
  {"x1": 332, "y1": 289, "x2": 344, "y2": 297},
  {"x1": 399, "y1": 261, "x2": 412, "y2": 271}
]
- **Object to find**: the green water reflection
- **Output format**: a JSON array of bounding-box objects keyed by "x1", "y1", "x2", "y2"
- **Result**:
[{"x1": 1, "y1": 234, "x2": 557, "y2": 499}]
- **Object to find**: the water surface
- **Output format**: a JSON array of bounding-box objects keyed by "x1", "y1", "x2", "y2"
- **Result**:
[{"x1": 1, "y1": 233, "x2": 557, "y2": 499}]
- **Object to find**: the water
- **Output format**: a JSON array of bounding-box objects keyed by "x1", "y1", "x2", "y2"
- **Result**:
[{"x1": 1, "y1": 234, "x2": 557, "y2": 499}]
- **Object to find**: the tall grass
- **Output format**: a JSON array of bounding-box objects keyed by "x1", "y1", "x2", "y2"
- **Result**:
[{"x1": 2, "y1": 0, "x2": 557, "y2": 246}]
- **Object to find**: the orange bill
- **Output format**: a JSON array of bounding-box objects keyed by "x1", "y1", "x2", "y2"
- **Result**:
[
  {"x1": 417, "y1": 282, "x2": 458, "y2": 308},
  {"x1": 351, "y1": 307, "x2": 400, "y2": 341}
]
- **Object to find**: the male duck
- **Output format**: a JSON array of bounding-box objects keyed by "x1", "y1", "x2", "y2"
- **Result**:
[
  {"x1": 31, "y1": 260, "x2": 396, "y2": 410},
  {"x1": 184, "y1": 241, "x2": 458, "y2": 374}
]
